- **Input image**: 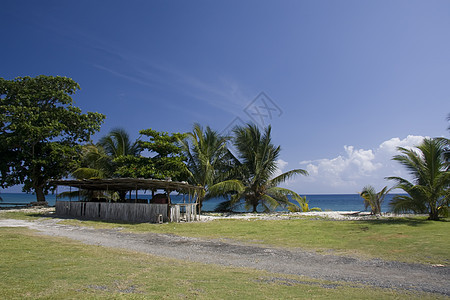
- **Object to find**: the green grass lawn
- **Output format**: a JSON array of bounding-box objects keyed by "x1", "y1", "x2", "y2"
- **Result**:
[
  {"x1": 2, "y1": 210, "x2": 449, "y2": 265},
  {"x1": 0, "y1": 227, "x2": 444, "y2": 299},
  {"x1": 42, "y1": 215, "x2": 449, "y2": 265}
]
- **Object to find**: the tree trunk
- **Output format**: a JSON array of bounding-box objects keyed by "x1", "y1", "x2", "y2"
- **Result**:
[
  {"x1": 35, "y1": 185, "x2": 46, "y2": 202},
  {"x1": 118, "y1": 191, "x2": 127, "y2": 202},
  {"x1": 197, "y1": 198, "x2": 203, "y2": 215},
  {"x1": 428, "y1": 208, "x2": 440, "y2": 220}
]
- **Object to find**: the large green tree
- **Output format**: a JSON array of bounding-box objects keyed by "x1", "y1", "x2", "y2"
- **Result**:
[
  {"x1": 114, "y1": 128, "x2": 188, "y2": 181},
  {"x1": 179, "y1": 123, "x2": 234, "y2": 213},
  {"x1": 209, "y1": 124, "x2": 308, "y2": 212},
  {"x1": 387, "y1": 138, "x2": 450, "y2": 220},
  {"x1": 0, "y1": 75, "x2": 105, "y2": 202}
]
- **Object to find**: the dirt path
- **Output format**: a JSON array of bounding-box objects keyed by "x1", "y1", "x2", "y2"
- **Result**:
[{"x1": 1, "y1": 218, "x2": 449, "y2": 296}]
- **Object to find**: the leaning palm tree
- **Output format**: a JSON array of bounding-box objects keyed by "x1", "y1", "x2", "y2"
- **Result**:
[
  {"x1": 179, "y1": 123, "x2": 233, "y2": 213},
  {"x1": 360, "y1": 185, "x2": 393, "y2": 215},
  {"x1": 387, "y1": 138, "x2": 450, "y2": 220},
  {"x1": 209, "y1": 124, "x2": 308, "y2": 212}
]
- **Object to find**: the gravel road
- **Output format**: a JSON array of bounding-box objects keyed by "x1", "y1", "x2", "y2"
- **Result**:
[{"x1": 1, "y1": 218, "x2": 449, "y2": 296}]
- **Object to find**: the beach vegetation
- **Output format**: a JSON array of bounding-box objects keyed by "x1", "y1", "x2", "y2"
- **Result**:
[
  {"x1": 99, "y1": 127, "x2": 141, "y2": 158},
  {"x1": 114, "y1": 128, "x2": 189, "y2": 181},
  {"x1": 63, "y1": 128, "x2": 142, "y2": 201},
  {"x1": 310, "y1": 207, "x2": 323, "y2": 212},
  {"x1": 360, "y1": 185, "x2": 393, "y2": 215},
  {"x1": 209, "y1": 124, "x2": 308, "y2": 212},
  {"x1": 387, "y1": 138, "x2": 450, "y2": 220},
  {"x1": 73, "y1": 128, "x2": 142, "y2": 180},
  {"x1": 0, "y1": 75, "x2": 105, "y2": 202},
  {"x1": 179, "y1": 123, "x2": 235, "y2": 213}
]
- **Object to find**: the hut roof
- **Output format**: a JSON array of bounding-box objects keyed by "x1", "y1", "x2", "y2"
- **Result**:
[{"x1": 51, "y1": 178, "x2": 204, "y2": 193}]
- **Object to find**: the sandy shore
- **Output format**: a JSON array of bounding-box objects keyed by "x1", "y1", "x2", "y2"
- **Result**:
[{"x1": 0, "y1": 207, "x2": 424, "y2": 222}]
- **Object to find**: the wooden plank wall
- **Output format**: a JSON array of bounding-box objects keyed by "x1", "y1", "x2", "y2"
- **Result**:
[
  {"x1": 55, "y1": 201, "x2": 168, "y2": 223},
  {"x1": 169, "y1": 203, "x2": 198, "y2": 222}
]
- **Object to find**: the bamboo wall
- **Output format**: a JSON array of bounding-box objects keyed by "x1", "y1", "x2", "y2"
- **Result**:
[{"x1": 55, "y1": 201, "x2": 168, "y2": 223}]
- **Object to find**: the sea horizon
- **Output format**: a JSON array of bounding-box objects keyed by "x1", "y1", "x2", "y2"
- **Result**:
[{"x1": 0, "y1": 192, "x2": 406, "y2": 212}]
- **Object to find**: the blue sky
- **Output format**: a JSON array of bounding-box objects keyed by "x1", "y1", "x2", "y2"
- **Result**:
[{"x1": 1, "y1": 0, "x2": 449, "y2": 194}]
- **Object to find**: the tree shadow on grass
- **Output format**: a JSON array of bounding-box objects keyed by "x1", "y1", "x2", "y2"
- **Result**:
[
  {"x1": 357, "y1": 217, "x2": 449, "y2": 227},
  {"x1": 2, "y1": 210, "x2": 148, "y2": 225}
]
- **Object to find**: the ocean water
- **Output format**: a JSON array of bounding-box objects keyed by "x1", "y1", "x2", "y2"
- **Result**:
[{"x1": 0, "y1": 192, "x2": 402, "y2": 212}]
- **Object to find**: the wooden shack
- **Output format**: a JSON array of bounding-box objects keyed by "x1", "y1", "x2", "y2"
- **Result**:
[{"x1": 51, "y1": 178, "x2": 204, "y2": 223}]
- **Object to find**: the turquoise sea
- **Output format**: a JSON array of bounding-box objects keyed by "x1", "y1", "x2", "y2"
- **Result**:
[{"x1": 0, "y1": 192, "x2": 402, "y2": 212}]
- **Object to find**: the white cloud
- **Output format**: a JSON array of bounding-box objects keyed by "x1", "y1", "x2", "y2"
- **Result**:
[{"x1": 288, "y1": 135, "x2": 427, "y2": 194}]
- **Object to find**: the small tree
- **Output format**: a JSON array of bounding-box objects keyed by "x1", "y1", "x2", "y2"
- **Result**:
[
  {"x1": 0, "y1": 75, "x2": 105, "y2": 202},
  {"x1": 360, "y1": 185, "x2": 393, "y2": 215}
]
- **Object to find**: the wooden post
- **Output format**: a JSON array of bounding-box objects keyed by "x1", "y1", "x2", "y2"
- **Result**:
[
  {"x1": 166, "y1": 189, "x2": 171, "y2": 221},
  {"x1": 135, "y1": 186, "x2": 138, "y2": 203}
]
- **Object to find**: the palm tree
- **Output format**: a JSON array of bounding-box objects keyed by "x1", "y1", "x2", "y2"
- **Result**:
[
  {"x1": 209, "y1": 124, "x2": 308, "y2": 212},
  {"x1": 180, "y1": 123, "x2": 233, "y2": 213},
  {"x1": 68, "y1": 128, "x2": 141, "y2": 202},
  {"x1": 71, "y1": 144, "x2": 113, "y2": 179},
  {"x1": 360, "y1": 185, "x2": 393, "y2": 215},
  {"x1": 98, "y1": 127, "x2": 141, "y2": 158},
  {"x1": 387, "y1": 138, "x2": 450, "y2": 220}
]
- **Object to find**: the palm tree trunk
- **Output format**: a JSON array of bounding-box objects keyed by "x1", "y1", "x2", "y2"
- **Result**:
[
  {"x1": 429, "y1": 207, "x2": 440, "y2": 220},
  {"x1": 252, "y1": 199, "x2": 258, "y2": 213},
  {"x1": 197, "y1": 197, "x2": 203, "y2": 215}
]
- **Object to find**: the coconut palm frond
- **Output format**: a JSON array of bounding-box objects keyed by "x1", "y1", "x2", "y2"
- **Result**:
[
  {"x1": 270, "y1": 169, "x2": 308, "y2": 187},
  {"x1": 210, "y1": 124, "x2": 307, "y2": 212},
  {"x1": 387, "y1": 138, "x2": 449, "y2": 219},
  {"x1": 99, "y1": 128, "x2": 141, "y2": 158},
  {"x1": 360, "y1": 185, "x2": 394, "y2": 215},
  {"x1": 208, "y1": 180, "x2": 245, "y2": 198},
  {"x1": 72, "y1": 167, "x2": 104, "y2": 180}
]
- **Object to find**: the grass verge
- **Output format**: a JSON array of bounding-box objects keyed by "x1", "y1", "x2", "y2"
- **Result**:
[{"x1": 0, "y1": 227, "x2": 444, "y2": 299}]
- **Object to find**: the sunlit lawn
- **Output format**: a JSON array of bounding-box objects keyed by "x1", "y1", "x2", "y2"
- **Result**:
[
  {"x1": 2, "y1": 210, "x2": 449, "y2": 265},
  {"x1": 0, "y1": 227, "x2": 445, "y2": 299}
]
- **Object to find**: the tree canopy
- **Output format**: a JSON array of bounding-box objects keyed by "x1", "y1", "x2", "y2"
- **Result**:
[
  {"x1": 114, "y1": 128, "x2": 188, "y2": 181},
  {"x1": 0, "y1": 75, "x2": 105, "y2": 201}
]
